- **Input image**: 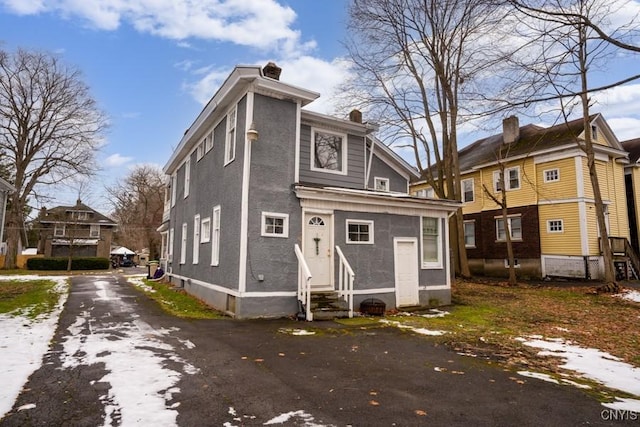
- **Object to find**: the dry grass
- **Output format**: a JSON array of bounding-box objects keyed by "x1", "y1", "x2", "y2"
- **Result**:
[{"x1": 387, "y1": 279, "x2": 640, "y2": 370}]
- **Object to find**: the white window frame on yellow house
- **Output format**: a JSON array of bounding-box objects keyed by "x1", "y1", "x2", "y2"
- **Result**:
[
  {"x1": 544, "y1": 168, "x2": 560, "y2": 183},
  {"x1": 493, "y1": 166, "x2": 520, "y2": 192},
  {"x1": 462, "y1": 178, "x2": 474, "y2": 202},
  {"x1": 547, "y1": 219, "x2": 564, "y2": 233}
]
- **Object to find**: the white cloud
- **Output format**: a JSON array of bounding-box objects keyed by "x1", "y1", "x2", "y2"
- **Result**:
[
  {"x1": 184, "y1": 55, "x2": 353, "y2": 115},
  {"x1": 1, "y1": 0, "x2": 310, "y2": 54},
  {"x1": 104, "y1": 153, "x2": 133, "y2": 167},
  {"x1": 1, "y1": 0, "x2": 45, "y2": 14}
]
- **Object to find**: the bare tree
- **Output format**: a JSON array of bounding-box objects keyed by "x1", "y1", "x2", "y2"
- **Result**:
[
  {"x1": 106, "y1": 165, "x2": 165, "y2": 259},
  {"x1": 344, "y1": 0, "x2": 508, "y2": 277},
  {"x1": 500, "y1": 0, "x2": 640, "y2": 286},
  {"x1": 0, "y1": 48, "x2": 107, "y2": 269}
]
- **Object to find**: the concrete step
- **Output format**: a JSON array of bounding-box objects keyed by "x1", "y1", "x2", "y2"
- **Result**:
[{"x1": 311, "y1": 308, "x2": 351, "y2": 321}]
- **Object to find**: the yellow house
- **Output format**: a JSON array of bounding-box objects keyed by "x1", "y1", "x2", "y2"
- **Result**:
[
  {"x1": 622, "y1": 137, "x2": 640, "y2": 255},
  {"x1": 411, "y1": 114, "x2": 631, "y2": 279}
]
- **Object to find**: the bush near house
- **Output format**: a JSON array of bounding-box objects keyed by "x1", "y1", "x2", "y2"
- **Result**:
[{"x1": 26, "y1": 257, "x2": 110, "y2": 271}]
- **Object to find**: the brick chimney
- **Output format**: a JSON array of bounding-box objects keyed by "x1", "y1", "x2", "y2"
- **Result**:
[
  {"x1": 263, "y1": 62, "x2": 282, "y2": 80},
  {"x1": 349, "y1": 109, "x2": 362, "y2": 123},
  {"x1": 502, "y1": 116, "x2": 520, "y2": 144}
]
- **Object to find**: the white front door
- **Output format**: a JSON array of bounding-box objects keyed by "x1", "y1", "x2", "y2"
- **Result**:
[
  {"x1": 394, "y1": 238, "x2": 419, "y2": 307},
  {"x1": 304, "y1": 213, "x2": 333, "y2": 290}
]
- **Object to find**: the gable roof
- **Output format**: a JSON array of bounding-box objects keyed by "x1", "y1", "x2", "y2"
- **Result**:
[
  {"x1": 369, "y1": 137, "x2": 420, "y2": 180},
  {"x1": 458, "y1": 114, "x2": 626, "y2": 173},
  {"x1": 39, "y1": 200, "x2": 117, "y2": 226},
  {"x1": 622, "y1": 137, "x2": 640, "y2": 164}
]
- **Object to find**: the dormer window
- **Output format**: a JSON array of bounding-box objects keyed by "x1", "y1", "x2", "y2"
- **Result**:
[
  {"x1": 73, "y1": 211, "x2": 88, "y2": 220},
  {"x1": 311, "y1": 128, "x2": 347, "y2": 175}
]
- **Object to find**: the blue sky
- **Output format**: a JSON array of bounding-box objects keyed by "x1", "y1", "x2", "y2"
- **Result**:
[{"x1": 1, "y1": 0, "x2": 639, "y2": 212}]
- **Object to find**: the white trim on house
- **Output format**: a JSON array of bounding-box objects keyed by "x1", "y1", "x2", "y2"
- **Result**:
[
  {"x1": 345, "y1": 219, "x2": 374, "y2": 244},
  {"x1": 295, "y1": 186, "x2": 460, "y2": 217},
  {"x1": 543, "y1": 168, "x2": 560, "y2": 183},
  {"x1": 238, "y1": 91, "x2": 255, "y2": 293},
  {"x1": 294, "y1": 100, "x2": 302, "y2": 183},
  {"x1": 193, "y1": 214, "x2": 200, "y2": 264},
  {"x1": 184, "y1": 157, "x2": 191, "y2": 198},
  {"x1": 420, "y1": 217, "x2": 443, "y2": 269},
  {"x1": 224, "y1": 105, "x2": 237, "y2": 166},
  {"x1": 374, "y1": 177, "x2": 390, "y2": 192},
  {"x1": 261, "y1": 212, "x2": 289, "y2": 238},
  {"x1": 212, "y1": 205, "x2": 221, "y2": 266},
  {"x1": 180, "y1": 222, "x2": 187, "y2": 264},
  {"x1": 310, "y1": 127, "x2": 348, "y2": 176},
  {"x1": 575, "y1": 156, "x2": 589, "y2": 255}
]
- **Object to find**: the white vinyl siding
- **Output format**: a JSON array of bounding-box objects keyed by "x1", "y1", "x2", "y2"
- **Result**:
[{"x1": 211, "y1": 206, "x2": 221, "y2": 266}]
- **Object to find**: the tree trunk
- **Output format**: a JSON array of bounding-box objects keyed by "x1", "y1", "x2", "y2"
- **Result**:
[{"x1": 3, "y1": 201, "x2": 20, "y2": 269}]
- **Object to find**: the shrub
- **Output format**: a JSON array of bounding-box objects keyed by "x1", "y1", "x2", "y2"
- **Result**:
[{"x1": 26, "y1": 257, "x2": 110, "y2": 271}]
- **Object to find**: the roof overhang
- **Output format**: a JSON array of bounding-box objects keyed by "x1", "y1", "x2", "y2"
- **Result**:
[{"x1": 295, "y1": 185, "x2": 460, "y2": 217}]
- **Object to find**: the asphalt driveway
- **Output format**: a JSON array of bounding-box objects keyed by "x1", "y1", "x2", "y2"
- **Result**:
[{"x1": 0, "y1": 274, "x2": 628, "y2": 426}]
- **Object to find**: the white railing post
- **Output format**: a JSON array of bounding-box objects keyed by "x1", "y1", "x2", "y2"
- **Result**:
[
  {"x1": 294, "y1": 244, "x2": 313, "y2": 321},
  {"x1": 335, "y1": 246, "x2": 355, "y2": 318}
]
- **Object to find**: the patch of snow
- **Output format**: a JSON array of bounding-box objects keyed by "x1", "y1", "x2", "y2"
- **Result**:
[
  {"x1": 278, "y1": 328, "x2": 316, "y2": 336},
  {"x1": 128, "y1": 276, "x2": 156, "y2": 293},
  {"x1": 517, "y1": 371, "x2": 560, "y2": 384},
  {"x1": 263, "y1": 410, "x2": 327, "y2": 426},
  {"x1": 0, "y1": 276, "x2": 69, "y2": 418},
  {"x1": 616, "y1": 290, "x2": 640, "y2": 303},
  {"x1": 380, "y1": 320, "x2": 447, "y2": 336},
  {"x1": 418, "y1": 309, "x2": 450, "y2": 318},
  {"x1": 603, "y1": 397, "x2": 640, "y2": 412},
  {"x1": 17, "y1": 403, "x2": 36, "y2": 411},
  {"x1": 520, "y1": 336, "x2": 640, "y2": 412}
]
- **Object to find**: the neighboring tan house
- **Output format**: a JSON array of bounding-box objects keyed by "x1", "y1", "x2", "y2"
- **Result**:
[
  {"x1": 158, "y1": 63, "x2": 460, "y2": 320},
  {"x1": 37, "y1": 199, "x2": 117, "y2": 258},
  {"x1": 411, "y1": 114, "x2": 632, "y2": 280},
  {"x1": 0, "y1": 176, "x2": 14, "y2": 255}
]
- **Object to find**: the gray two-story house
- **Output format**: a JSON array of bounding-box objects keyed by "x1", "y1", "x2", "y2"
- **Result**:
[{"x1": 159, "y1": 63, "x2": 460, "y2": 319}]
